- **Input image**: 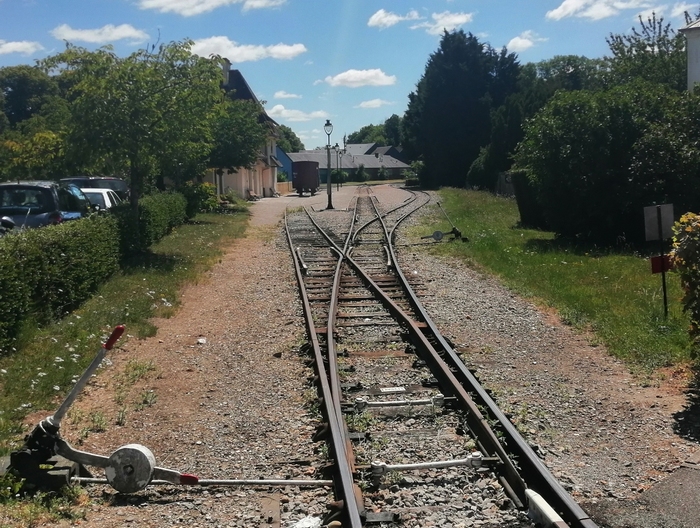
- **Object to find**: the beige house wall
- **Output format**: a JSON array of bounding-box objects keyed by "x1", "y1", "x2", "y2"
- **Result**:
[{"x1": 205, "y1": 138, "x2": 278, "y2": 199}]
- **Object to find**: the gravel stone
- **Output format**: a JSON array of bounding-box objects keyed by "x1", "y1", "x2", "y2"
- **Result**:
[{"x1": 15, "y1": 184, "x2": 698, "y2": 528}]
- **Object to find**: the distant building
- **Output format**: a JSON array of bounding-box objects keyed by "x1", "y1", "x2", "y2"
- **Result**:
[
  {"x1": 681, "y1": 20, "x2": 700, "y2": 92},
  {"x1": 205, "y1": 60, "x2": 281, "y2": 199},
  {"x1": 289, "y1": 144, "x2": 409, "y2": 182}
]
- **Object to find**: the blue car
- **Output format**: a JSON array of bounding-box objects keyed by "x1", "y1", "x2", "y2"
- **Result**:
[{"x1": 0, "y1": 181, "x2": 92, "y2": 229}]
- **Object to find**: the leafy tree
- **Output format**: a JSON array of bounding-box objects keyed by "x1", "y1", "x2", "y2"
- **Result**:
[
  {"x1": 402, "y1": 30, "x2": 520, "y2": 188},
  {"x1": 0, "y1": 65, "x2": 61, "y2": 127},
  {"x1": 0, "y1": 65, "x2": 71, "y2": 179},
  {"x1": 604, "y1": 12, "x2": 692, "y2": 92},
  {"x1": 513, "y1": 80, "x2": 700, "y2": 244},
  {"x1": 347, "y1": 124, "x2": 386, "y2": 146},
  {"x1": 467, "y1": 55, "x2": 603, "y2": 190},
  {"x1": 348, "y1": 116, "x2": 402, "y2": 147},
  {"x1": 535, "y1": 55, "x2": 605, "y2": 92},
  {"x1": 384, "y1": 114, "x2": 402, "y2": 147},
  {"x1": 209, "y1": 97, "x2": 269, "y2": 174},
  {"x1": 42, "y1": 40, "x2": 223, "y2": 207},
  {"x1": 276, "y1": 124, "x2": 304, "y2": 152}
]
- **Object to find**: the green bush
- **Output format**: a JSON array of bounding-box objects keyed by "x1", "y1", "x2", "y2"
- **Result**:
[
  {"x1": 671, "y1": 213, "x2": 700, "y2": 356},
  {"x1": 353, "y1": 164, "x2": 368, "y2": 182},
  {"x1": 0, "y1": 216, "x2": 120, "y2": 352},
  {"x1": 179, "y1": 181, "x2": 218, "y2": 219},
  {"x1": 112, "y1": 192, "x2": 187, "y2": 256},
  {"x1": 510, "y1": 170, "x2": 548, "y2": 230},
  {"x1": 514, "y1": 80, "x2": 700, "y2": 244}
]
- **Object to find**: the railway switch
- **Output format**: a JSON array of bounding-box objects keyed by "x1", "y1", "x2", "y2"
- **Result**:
[{"x1": 5, "y1": 326, "x2": 201, "y2": 493}]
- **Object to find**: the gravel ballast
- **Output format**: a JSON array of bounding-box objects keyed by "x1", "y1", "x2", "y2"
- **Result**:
[{"x1": 13, "y1": 184, "x2": 699, "y2": 528}]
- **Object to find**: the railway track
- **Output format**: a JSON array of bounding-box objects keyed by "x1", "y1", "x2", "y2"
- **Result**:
[{"x1": 285, "y1": 185, "x2": 598, "y2": 528}]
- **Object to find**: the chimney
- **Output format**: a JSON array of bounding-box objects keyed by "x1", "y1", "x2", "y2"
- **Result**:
[{"x1": 222, "y1": 58, "x2": 231, "y2": 87}]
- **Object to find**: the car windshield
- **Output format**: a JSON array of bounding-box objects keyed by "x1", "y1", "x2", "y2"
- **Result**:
[
  {"x1": 101, "y1": 180, "x2": 128, "y2": 194},
  {"x1": 84, "y1": 192, "x2": 106, "y2": 208},
  {"x1": 0, "y1": 187, "x2": 53, "y2": 214}
]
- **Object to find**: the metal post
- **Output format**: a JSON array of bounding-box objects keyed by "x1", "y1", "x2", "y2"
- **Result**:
[
  {"x1": 338, "y1": 151, "x2": 343, "y2": 190},
  {"x1": 324, "y1": 119, "x2": 333, "y2": 210},
  {"x1": 326, "y1": 143, "x2": 333, "y2": 209},
  {"x1": 657, "y1": 205, "x2": 668, "y2": 318}
]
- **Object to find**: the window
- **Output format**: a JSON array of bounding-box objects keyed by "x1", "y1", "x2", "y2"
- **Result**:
[{"x1": 85, "y1": 192, "x2": 106, "y2": 209}]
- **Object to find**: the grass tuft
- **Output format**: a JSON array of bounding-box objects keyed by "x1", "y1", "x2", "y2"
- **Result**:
[{"x1": 417, "y1": 188, "x2": 691, "y2": 371}]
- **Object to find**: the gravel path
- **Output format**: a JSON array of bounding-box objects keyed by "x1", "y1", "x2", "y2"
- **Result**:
[{"x1": 18, "y1": 184, "x2": 700, "y2": 528}]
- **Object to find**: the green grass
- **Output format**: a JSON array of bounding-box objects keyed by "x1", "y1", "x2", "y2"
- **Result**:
[
  {"x1": 416, "y1": 188, "x2": 691, "y2": 371},
  {"x1": 0, "y1": 210, "x2": 249, "y2": 455}
]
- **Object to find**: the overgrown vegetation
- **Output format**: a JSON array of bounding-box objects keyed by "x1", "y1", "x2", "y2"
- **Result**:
[
  {"x1": 0, "y1": 474, "x2": 89, "y2": 527},
  {"x1": 671, "y1": 213, "x2": 700, "y2": 357},
  {"x1": 423, "y1": 188, "x2": 690, "y2": 371},
  {"x1": 0, "y1": 209, "x2": 248, "y2": 455}
]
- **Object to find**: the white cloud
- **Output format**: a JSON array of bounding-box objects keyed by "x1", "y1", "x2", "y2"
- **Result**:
[
  {"x1": 138, "y1": 0, "x2": 285, "y2": 16},
  {"x1": 638, "y1": 6, "x2": 666, "y2": 19},
  {"x1": 324, "y1": 69, "x2": 396, "y2": 88},
  {"x1": 274, "y1": 90, "x2": 301, "y2": 99},
  {"x1": 355, "y1": 99, "x2": 393, "y2": 109},
  {"x1": 50, "y1": 24, "x2": 149, "y2": 44},
  {"x1": 671, "y1": 2, "x2": 699, "y2": 17},
  {"x1": 192, "y1": 36, "x2": 306, "y2": 62},
  {"x1": 507, "y1": 30, "x2": 548, "y2": 52},
  {"x1": 546, "y1": 1, "x2": 653, "y2": 21},
  {"x1": 0, "y1": 40, "x2": 44, "y2": 55},
  {"x1": 267, "y1": 104, "x2": 328, "y2": 122},
  {"x1": 410, "y1": 11, "x2": 474, "y2": 35},
  {"x1": 367, "y1": 9, "x2": 422, "y2": 29}
]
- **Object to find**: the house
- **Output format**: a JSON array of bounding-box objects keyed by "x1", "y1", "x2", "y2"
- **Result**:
[
  {"x1": 275, "y1": 146, "x2": 293, "y2": 183},
  {"x1": 681, "y1": 19, "x2": 700, "y2": 91},
  {"x1": 371, "y1": 145, "x2": 408, "y2": 164},
  {"x1": 205, "y1": 60, "x2": 281, "y2": 199},
  {"x1": 344, "y1": 143, "x2": 377, "y2": 156},
  {"x1": 289, "y1": 144, "x2": 409, "y2": 182}
]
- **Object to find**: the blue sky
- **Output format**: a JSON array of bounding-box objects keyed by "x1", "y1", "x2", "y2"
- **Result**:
[{"x1": 0, "y1": 1, "x2": 698, "y2": 148}]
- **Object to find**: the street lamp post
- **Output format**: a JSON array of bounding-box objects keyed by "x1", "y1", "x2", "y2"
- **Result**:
[
  {"x1": 334, "y1": 143, "x2": 340, "y2": 191},
  {"x1": 324, "y1": 119, "x2": 334, "y2": 210}
]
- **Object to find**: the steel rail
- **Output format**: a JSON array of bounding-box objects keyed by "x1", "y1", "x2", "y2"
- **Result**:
[
  {"x1": 304, "y1": 197, "x2": 528, "y2": 503},
  {"x1": 384, "y1": 200, "x2": 599, "y2": 528},
  {"x1": 284, "y1": 209, "x2": 363, "y2": 528},
  {"x1": 318, "y1": 203, "x2": 359, "y2": 472},
  {"x1": 350, "y1": 187, "x2": 419, "y2": 245},
  {"x1": 343, "y1": 245, "x2": 530, "y2": 506}
]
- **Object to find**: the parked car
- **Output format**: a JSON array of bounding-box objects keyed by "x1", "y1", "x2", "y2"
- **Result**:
[
  {"x1": 81, "y1": 188, "x2": 122, "y2": 211},
  {"x1": 0, "y1": 181, "x2": 92, "y2": 229},
  {"x1": 60, "y1": 176, "x2": 129, "y2": 201},
  {"x1": 0, "y1": 215, "x2": 15, "y2": 237}
]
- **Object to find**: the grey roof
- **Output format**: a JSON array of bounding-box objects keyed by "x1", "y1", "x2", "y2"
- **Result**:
[
  {"x1": 222, "y1": 62, "x2": 278, "y2": 128},
  {"x1": 352, "y1": 154, "x2": 409, "y2": 170},
  {"x1": 288, "y1": 151, "x2": 409, "y2": 170},
  {"x1": 344, "y1": 143, "x2": 376, "y2": 156},
  {"x1": 681, "y1": 19, "x2": 700, "y2": 32}
]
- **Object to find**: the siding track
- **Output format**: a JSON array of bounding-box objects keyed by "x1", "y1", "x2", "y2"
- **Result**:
[{"x1": 285, "y1": 185, "x2": 598, "y2": 527}]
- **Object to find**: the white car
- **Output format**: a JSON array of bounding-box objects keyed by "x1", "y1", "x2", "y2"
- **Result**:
[{"x1": 81, "y1": 188, "x2": 123, "y2": 211}]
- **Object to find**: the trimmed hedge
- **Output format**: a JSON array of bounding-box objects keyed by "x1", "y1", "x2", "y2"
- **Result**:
[
  {"x1": 0, "y1": 191, "x2": 189, "y2": 353},
  {"x1": 112, "y1": 191, "x2": 188, "y2": 257},
  {"x1": 0, "y1": 215, "x2": 120, "y2": 352}
]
